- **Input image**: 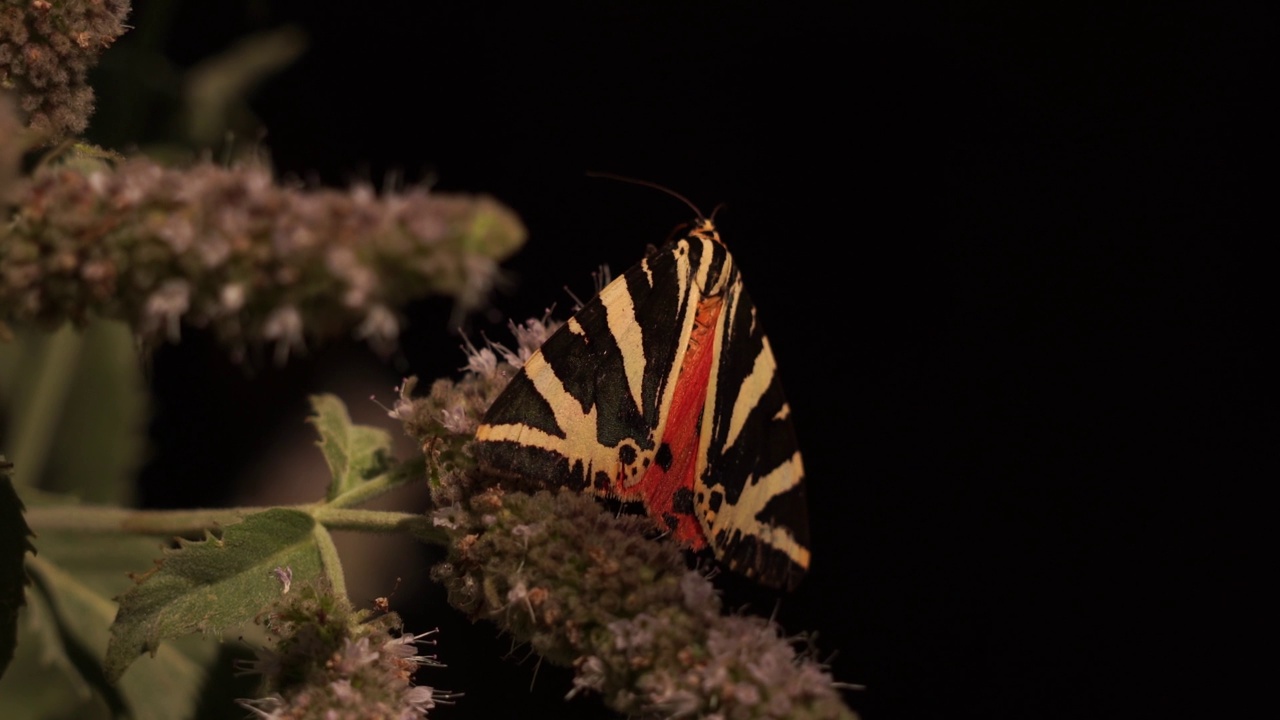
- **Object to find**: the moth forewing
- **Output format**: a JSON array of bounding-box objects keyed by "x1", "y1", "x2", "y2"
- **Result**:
[{"x1": 474, "y1": 219, "x2": 811, "y2": 589}]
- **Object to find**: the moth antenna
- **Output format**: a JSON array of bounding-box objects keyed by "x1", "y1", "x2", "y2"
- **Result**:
[
  {"x1": 709, "y1": 202, "x2": 728, "y2": 223},
  {"x1": 585, "y1": 171, "x2": 708, "y2": 221}
]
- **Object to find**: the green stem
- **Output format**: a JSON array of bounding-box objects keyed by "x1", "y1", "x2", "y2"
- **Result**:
[
  {"x1": 310, "y1": 524, "x2": 348, "y2": 599},
  {"x1": 325, "y1": 455, "x2": 425, "y2": 509},
  {"x1": 24, "y1": 503, "x2": 448, "y2": 543},
  {"x1": 24, "y1": 504, "x2": 266, "y2": 535},
  {"x1": 311, "y1": 507, "x2": 423, "y2": 532}
]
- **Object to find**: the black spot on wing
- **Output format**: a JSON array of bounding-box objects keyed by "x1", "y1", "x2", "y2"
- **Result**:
[
  {"x1": 480, "y1": 369, "x2": 563, "y2": 438},
  {"x1": 708, "y1": 490, "x2": 723, "y2": 513},
  {"x1": 655, "y1": 443, "x2": 673, "y2": 471},
  {"x1": 672, "y1": 487, "x2": 694, "y2": 515}
]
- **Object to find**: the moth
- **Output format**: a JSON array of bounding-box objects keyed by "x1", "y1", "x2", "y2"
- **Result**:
[{"x1": 474, "y1": 212, "x2": 810, "y2": 590}]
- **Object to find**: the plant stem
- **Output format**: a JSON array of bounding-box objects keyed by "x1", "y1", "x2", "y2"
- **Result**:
[
  {"x1": 24, "y1": 504, "x2": 264, "y2": 535},
  {"x1": 325, "y1": 455, "x2": 425, "y2": 509},
  {"x1": 310, "y1": 507, "x2": 424, "y2": 533},
  {"x1": 23, "y1": 503, "x2": 446, "y2": 542},
  {"x1": 310, "y1": 524, "x2": 348, "y2": 599}
]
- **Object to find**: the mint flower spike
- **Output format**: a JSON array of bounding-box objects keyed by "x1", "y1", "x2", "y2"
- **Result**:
[
  {"x1": 0, "y1": 154, "x2": 526, "y2": 360},
  {"x1": 237, "y1": 582, "x2": 458, "y2": 719},
  {"x1": 425, "y1": 488, "x2": 857, "y2": 719}
]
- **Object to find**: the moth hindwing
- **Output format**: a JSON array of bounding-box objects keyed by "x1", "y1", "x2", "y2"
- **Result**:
[{"x1": 475, "y1": 219, "x2": 810, "y2": 590}]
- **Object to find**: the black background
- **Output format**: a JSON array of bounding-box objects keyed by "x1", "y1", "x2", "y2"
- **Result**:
[{"x1": 100, "y1": 3, "x2": 1263, "y2": 718}]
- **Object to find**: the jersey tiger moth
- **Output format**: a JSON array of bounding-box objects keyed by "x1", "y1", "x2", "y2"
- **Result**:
[{"x1": 474, "y1": 213, "x2": 810, "y2": 590}]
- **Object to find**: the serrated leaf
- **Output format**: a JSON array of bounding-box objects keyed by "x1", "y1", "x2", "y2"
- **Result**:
[
  {"x1": 308, "y1": 394, "x2": 393, "y2": 500},
  {"x1": 0, "y1": 460, "x2": 34, "y2": 680},
  {"x1": 104, "y1": 508, "x2": 327, "y2": 682}
]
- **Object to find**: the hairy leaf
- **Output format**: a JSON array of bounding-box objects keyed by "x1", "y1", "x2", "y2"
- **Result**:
[
  {"x1": 308, "y1": 394, "x2": 393, "y2": 500},
  {"x1": 105, "y1": 508, "x2": 327, "y2": 682},
  {"x1": 0, "y1": 459, "x2": 34, "y2": 680}
]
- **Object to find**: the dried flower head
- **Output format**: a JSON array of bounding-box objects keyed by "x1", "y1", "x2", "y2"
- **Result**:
[{"x1": 0, "y1": 0, "x2": 131, "y2": 140}]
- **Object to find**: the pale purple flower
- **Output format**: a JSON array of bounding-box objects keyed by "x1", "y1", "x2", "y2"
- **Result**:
[
  {"x1": 262, "y1": 306, "x2": 305, "y2": 364},
  {"x1": 460, "y1": 340, "x2": 499, "y2": 379},
  {"x1": 356, "y1": 304, "x2": 400, "y2": 356},
  {"x1": 142, "y1": 279, "x2": 191, "y2": 341},
  {"x1": 219, "y1": 282, "x2": 246, "y2": 313},
  {"x1": 272, "y1": 566, "x2": 293, "y2": 594}
]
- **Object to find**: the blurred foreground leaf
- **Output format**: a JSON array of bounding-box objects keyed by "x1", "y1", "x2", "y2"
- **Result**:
[
  {"x1": 0, "y1": 503, "x2": 218, "y2": 719},
  {"x1": 0, "y1": 459, "x2": 33, "y2": 680},
  {"x1": 0, "y1": 321, "x2": 146, "y2": 504}
]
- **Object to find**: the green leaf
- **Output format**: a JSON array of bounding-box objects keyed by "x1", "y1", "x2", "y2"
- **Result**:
[
  {"x1": 308, "y1": 394, "x2": 393, "y2": 500},
  {"x1": 41, "y1": 321, "x2": 147, "y2": 504},
  {"x1": 0, "y1": 515, "x2": 221, "y2": 720},
  {"x1": 28, "y1": 557, "x2": 210, "y2": 720},
  {"x1": 0, "y1": 585, "x2": 108, "y2": 720},
  {"x1": 183, "y1": 26, "x2": 308, "y2": 145},
  {"x1": 0, "y1": 321, "x2": 146, "y2": 504},
  {"x1": 0, "y1": 459, "x2": 35, "y2": 680},
  {"x1": 104, "y1": 508, "x2": 328, "y2": 682}
]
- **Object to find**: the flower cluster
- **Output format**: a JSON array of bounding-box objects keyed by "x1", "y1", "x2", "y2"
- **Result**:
[
  {"x1": 422, "y1": 487, "x2": 855, "y2": 719},
  {"x1": 0, "y1": 153, "x2": 526, "y2": 359},
  {"x1": 238, "y1": 581, "x2": 455, "y2": 719},
  {"x1": 390, "y1": 315, "x2": 559, "y2": 505},
  {"x1": 0, "y1": 0, "x2": 131, "y2": 141},
  {"x1": 0, "y1": 95, "x2": 20, "y2": 204}
]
